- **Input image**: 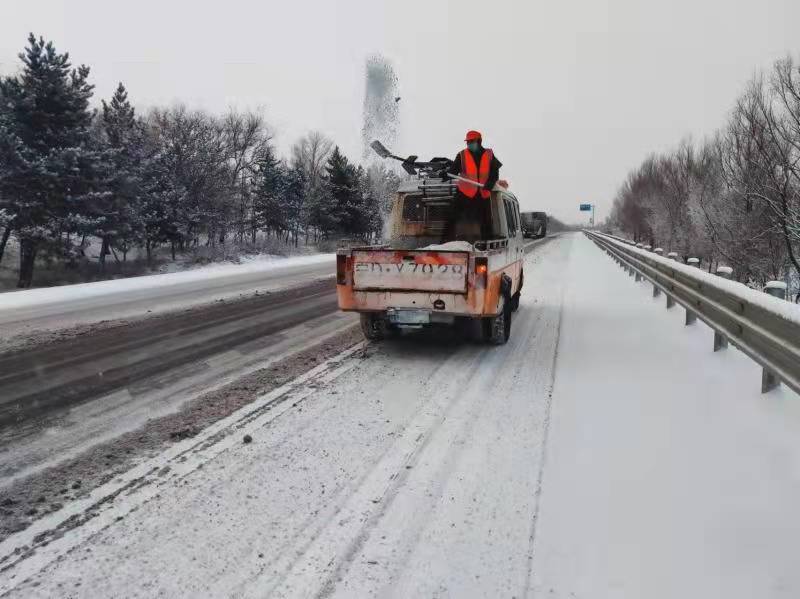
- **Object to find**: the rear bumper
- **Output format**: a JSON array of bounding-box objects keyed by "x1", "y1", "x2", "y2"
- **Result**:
[
  {"x1": 386, "y1": 308, "x2": 459, "y2": 325},
  {"x1": 337, "y1": 287, "x2": 499, "y2": 318}
]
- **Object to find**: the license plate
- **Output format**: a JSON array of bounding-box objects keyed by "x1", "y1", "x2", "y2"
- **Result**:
[
  {"x1": 387, "y1": 309, "x2": 430, "y2": 325},
  {"x1": 351, "y1": 250, "x2": 469, "y2": 293}
]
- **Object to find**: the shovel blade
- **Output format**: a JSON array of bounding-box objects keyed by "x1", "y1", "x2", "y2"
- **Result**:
[{"x1": 370, "y1": 140, "x2": 391, "y2": 158}]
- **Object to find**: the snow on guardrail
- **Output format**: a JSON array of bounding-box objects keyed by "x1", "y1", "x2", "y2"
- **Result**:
[{"x1": 585, "y1": 230, "x2": 800, "y2": 395}]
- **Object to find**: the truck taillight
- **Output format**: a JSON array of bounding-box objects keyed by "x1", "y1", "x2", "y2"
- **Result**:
[
  {"x1": 475, "y1": 257, "x2": 488, "y2": 289},
  {"x1": 336, "y1": 254, "x2": 347, "y2": 285}
]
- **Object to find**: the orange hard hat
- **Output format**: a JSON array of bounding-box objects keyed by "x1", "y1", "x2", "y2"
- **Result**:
[{"x1": 464, "y1": 130, "x2": 482, "y2": 142}]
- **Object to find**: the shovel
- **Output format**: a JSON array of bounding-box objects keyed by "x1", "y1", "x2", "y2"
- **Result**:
[{"x1": 369, "y1": 140, "x2": 485, "y2": 188}]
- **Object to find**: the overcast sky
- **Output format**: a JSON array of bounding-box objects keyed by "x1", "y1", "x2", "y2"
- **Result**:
[{"x1": 3, "y1": 0, "x2": 800, "y2": 222}]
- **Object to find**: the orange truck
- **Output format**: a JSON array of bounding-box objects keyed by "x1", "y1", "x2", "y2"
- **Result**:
[{"x1": 336, "y1": 177, "x2": 526, "y2": 344}]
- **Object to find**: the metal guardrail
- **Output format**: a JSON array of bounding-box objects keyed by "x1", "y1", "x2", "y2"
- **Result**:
[{"x1": 585, "y1": 230, "x2": 800, "y2": 395}]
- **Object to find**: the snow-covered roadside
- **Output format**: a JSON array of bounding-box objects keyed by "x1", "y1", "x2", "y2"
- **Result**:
[
  {"x1": 0, "y1": 253, "x2": 335, "y2": 350},
  {"x1": 0, "y1": 253, "x2": 333, "y2": 311},
  {"x1": 531, "y1": 234, "x2": 800, "y2": 598}
]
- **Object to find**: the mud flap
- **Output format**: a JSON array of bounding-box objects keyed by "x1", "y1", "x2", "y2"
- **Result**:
[{"x1": 500, "y1": 274, "x2": 513, "y2": 300}]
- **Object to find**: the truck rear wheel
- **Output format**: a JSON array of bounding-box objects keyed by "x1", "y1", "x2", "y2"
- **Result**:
[{"x1": 360, "y1": 313, "x2": 388, "y2": 341}]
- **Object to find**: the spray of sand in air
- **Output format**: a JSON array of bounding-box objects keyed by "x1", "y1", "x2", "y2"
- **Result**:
[
  {"x1": 361, "y1": 54, "x2": 403, "y2": 240},
  {"x1": 361, "y1": 54, "x2": 399, "y2": 163}
]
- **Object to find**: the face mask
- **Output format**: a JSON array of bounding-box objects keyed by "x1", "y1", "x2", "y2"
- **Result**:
[{"x1": 467, "y1": 142, "x2": 480, "y2": 153}]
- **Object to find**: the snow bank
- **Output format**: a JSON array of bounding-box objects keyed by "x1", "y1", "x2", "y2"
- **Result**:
[
  {"x1": 0, "y1": 254, "x2": 334, "y2": 311},
  {"x1": 534, "y1": 234, "x2": 800, "y2": 598}
]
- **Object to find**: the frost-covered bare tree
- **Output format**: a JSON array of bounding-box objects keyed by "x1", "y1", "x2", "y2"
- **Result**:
[
  {"x1": 221, "y1": 109, "x2": 272, "y2": 244},
  {"x1": 146, "y1": 106, "x2": 230, "y2": 259},
  {"x1": 610, "y1": 54, "x2": 800, "y2": 291},
  {"x1": 291, "y1": 131, "x2": 333, "y2": 189},
  {"x1": 291, "y1": 131, "x2": 333, "y2": 241},
  {"x1": 760, "y1": 59, "x2": 800, "y2": 274}
]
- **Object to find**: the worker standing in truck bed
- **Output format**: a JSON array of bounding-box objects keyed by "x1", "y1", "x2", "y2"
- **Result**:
[{"x1": 442, "y1": 130, "x2": 503, "y2": 242}]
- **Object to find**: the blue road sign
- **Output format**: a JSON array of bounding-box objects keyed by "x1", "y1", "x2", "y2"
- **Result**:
[{"x1": 579, "y1": 204, "x2": 592, "y2": 211}]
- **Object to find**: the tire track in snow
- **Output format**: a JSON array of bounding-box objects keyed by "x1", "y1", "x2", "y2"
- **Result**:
[
  {"x1": 266, "y1": 238, "x2": 572, "y2": 598},
  {"x1": 328, "y1": 302, "x2": 549, "y2": 598},
  {"x1": 254, "y1": 345, "x2": 488, "y2": 598},
  {"x1": 356, "y1": 241, "x2": 570, "y2": 599}
]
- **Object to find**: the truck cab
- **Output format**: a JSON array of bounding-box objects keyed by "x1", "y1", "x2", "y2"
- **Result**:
[{"x1": 336, "y1": 177, "x2": 525, "y2": 344}]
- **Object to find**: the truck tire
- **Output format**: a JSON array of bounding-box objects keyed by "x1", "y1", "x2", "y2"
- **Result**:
[
  {"x1": 484, "y1": 298, "x2": 511, "y2": 345},
  {"x1": 360, "y1": 313, "x2": 388, "y2": 341}
]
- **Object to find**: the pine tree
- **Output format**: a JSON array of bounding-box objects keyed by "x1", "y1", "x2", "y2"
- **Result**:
[
  {"x1": 0, "y1": 83, "x2": 20, "y2": 266},
  {"x1": 252, "y1": 145, "x2": 285, "y2": 240},
  {"x1": 97, "y1": 83, "x2": 147, "y2": 265},
  {"x1": 0, "y1": 34, "x2": 102, "y2": 287},
  {"x1": 324, "y1": 146, "x2": 369, "y2": 237},
  {"x1": 102, "y1": 83, "x2": 137, "y2": 147}
]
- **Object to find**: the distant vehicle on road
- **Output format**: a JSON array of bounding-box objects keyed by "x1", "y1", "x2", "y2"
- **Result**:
[
  {"x1": 521, "y1": 211, "x2": 547, "y2": 239},
  {"x1": 336, "y1": 174, "x2": 525, "y2": 345}
]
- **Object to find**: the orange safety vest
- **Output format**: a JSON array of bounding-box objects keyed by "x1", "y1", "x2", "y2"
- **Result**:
[{"x1": 458, "y1": 148, "x2": 493, "y2": 199}]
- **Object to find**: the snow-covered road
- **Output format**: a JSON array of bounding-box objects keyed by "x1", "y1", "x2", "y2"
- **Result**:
[{"x1": 2, "y1": 233, "x2": 798, "y2": 598}]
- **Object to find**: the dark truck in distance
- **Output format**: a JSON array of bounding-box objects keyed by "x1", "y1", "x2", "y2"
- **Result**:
[{"x1": 521, "y1": 211, "x2": 547, "y2": 239}]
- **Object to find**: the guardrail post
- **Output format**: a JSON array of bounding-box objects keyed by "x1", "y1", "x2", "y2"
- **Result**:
[
  {"x1": 666, "y1": 294, "x2": 675, "y2": 309},
  {"x1": 764, "y1": 281, "x2": 787, "y2": 300},
  {"x1": 713, "y1": 266, "x2": 733, "y2": 351},
  {"x1": 644, "y1": 245, "x2": 652, "y2": 251},
  {"x1": 635, "y1": 271, "x2": 642, "y2": 282},
  {"x1": 713, "y1": 329, "x2": 727, "y2": 351},
  {"x1": 716, "y1": 266, "x2": 733, "y2": 279},
  {"x1": 683, "y1": 258, "x2": 701, "y2": 324},
  {"x1": 762, "y1": 370, "x2": 780, "y2": 393},
  {"x1": 667, "y1": 251, "x2": 678, "y2": 261},
  {"x1": 761, "y1": 281, "x2": 787, "y2": 393},
  {"x1": 653, "y1": 248, "x2": 664, "y2": 297}
]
